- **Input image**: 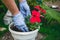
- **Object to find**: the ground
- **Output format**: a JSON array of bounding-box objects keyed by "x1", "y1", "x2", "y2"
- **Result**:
[
  {"x1": 1, "y1": 32, "x2": 46, "y2": 40},
  {"x1": 45, "y1": 1, "x2": 60, "y2": 11}
]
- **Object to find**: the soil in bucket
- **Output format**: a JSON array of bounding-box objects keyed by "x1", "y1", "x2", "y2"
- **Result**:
[{"x1": 10, "y1": 25, "x2": 32, "y2": 32}]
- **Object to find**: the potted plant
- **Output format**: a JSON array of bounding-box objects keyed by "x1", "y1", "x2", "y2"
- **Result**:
[{"x1": 9, "y1": 5, "x2": 46, "y2": 40}]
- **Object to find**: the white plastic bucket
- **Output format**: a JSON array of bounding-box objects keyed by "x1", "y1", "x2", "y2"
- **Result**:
[{"x1": 9, "y1": 23, "x2": 39, "y2": 40}]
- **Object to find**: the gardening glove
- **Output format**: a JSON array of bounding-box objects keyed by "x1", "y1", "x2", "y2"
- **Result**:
[
  {"x1": 13, "y1": 12, "x2": 29, "y2": 32},
  {"x1": 19, "y1": 0, "x2": 31, "y2": 18}
]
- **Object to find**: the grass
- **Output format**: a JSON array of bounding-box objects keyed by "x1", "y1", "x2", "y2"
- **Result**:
[
  {"x1": 39, "y1": 4, "x2": 60, "y2": 40},
  {"x1": 39, "y1": 22, "x2": 60, "y2": 40},
  {"x1": 0, "y1": 13, "x2": 8, "y2": 37}
]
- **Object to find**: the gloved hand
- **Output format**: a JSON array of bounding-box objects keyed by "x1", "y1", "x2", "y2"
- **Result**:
[
  {"x1": 13, "y1": 12, "x2": 29, "y2": 32},
  {"x1": 19, "y1": 0, "x2": 31, "y2": 18}
]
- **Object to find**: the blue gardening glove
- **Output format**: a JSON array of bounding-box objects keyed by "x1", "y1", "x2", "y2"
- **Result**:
[
  {"x1": 13, "y1": 12, "x2": 29, "y2": 32},
  {"x1": 19, "y1": 0, "x2": 31, "y2": 18}
]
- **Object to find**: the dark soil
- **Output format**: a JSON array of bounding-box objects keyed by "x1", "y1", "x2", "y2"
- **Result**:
[
  {"x1": 11, "y1": 25, "x2": 23, "y2": 32},
  {"x1": 10, "y1": 25, "x2": 32, "y2": 32}
]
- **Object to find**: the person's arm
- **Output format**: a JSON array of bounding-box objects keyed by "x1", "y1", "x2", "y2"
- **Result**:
[
  {"x1": 19, "y1": 0, "x2": 26, "y2": 3},
  {"x1": 2, "y1": 0, "x2": 19, "y2": 15},
  {"x1": 2, "y1": 0, "x2": 29, "y2": 32}
]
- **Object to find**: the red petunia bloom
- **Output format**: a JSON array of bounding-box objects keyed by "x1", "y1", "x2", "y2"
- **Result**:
[
  {"x1": 30, "y1": 5, "x2": 46, "y2": 24},
  {"x1": 41, "y1": 9, "x2": 46, "y2": 14},
  {"x1": 30, "y1": 16, "x2": 36, "y2": 23},
  {"x1": 34, "y1": 5, "x2": 42, "y2": 10},
  {"x1": 36, "y1": 17, "x2": 41, "y2": 23},
  {"x1": 30, "y1": 16, "x2": 41, "y2": 24},
  {"x1": 32, "y1": 10, "x2": 40, "y2": 17},
  {"x1": 34, "y1": 5, "x2": 46, "y2": 14}
]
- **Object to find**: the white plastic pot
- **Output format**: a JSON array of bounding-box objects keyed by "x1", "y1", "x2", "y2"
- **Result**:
[{"x1": 9, "y1": 23, "x2": 40, "y2": 40}]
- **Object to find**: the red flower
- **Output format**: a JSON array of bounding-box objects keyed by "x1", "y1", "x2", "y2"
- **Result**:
[
  {"x1": 36, "y1": 17, "x2": 41, "y2": 23},
  {"x1": 41, "y1": 9, "x2": 46, "y2": 14},
  {"x1": 34, "y1": 5, "x2": 46, "y2": 14},
  {"x1": 32, "y1": 10, "x2": 40, "y2": 17},
  {"x1": 34, "y1": 5, "x2": 42, "y2": 10},
  {"x1": 30, "y1": 16, "x2": 41, "y2": 24},
  {"x1": 30, "y1": 16, "x2": 36, "y2": 23}
]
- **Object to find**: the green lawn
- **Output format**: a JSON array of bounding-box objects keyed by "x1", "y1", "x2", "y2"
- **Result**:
[{"x1": 39, "y1": 23, "x2": 60, "y2": 40}]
